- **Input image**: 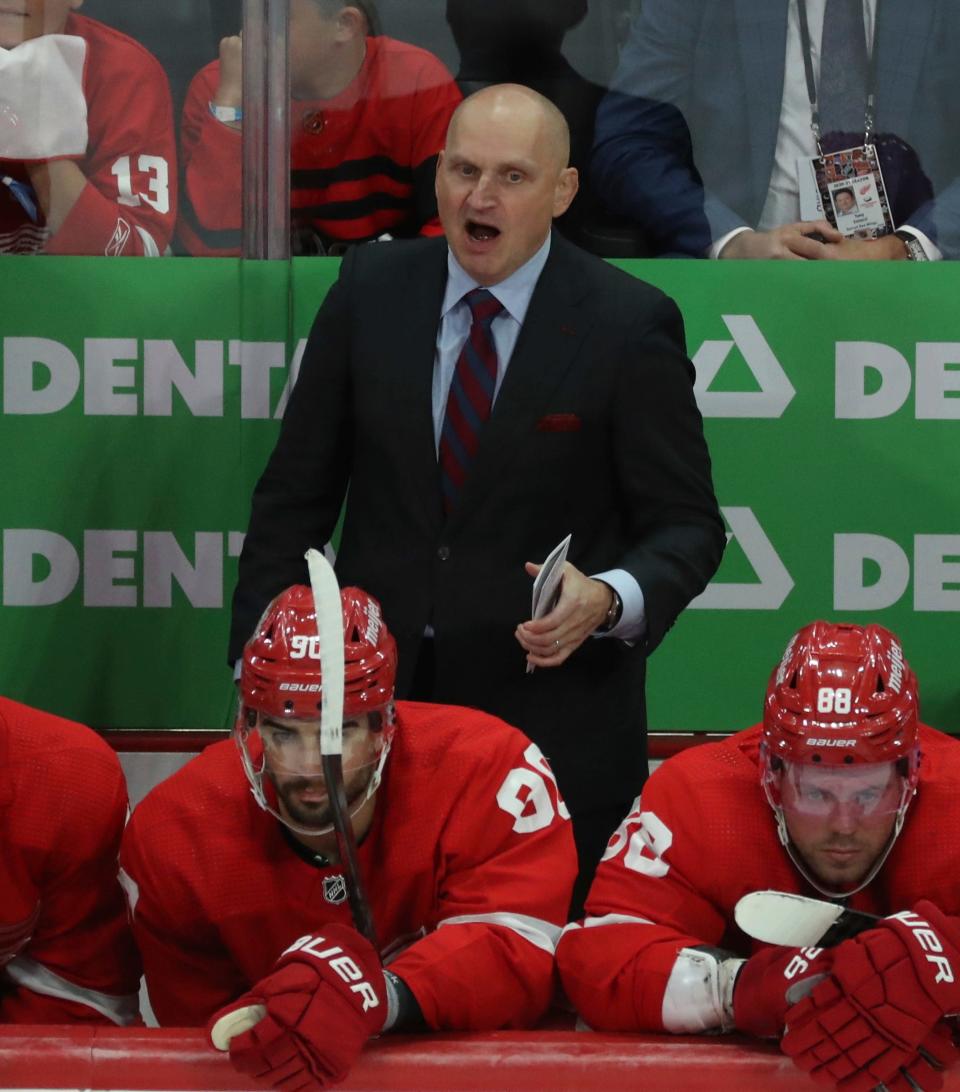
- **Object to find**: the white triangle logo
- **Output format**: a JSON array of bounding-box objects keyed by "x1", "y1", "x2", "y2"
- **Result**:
[
  {"x1": 691, "y1": 506, "x2": 794, "y2": 610},
  {"x1": 693, "y1": 316, "x2": 795, "y2": 418}
]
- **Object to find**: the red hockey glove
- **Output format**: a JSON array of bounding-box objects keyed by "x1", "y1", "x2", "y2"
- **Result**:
[
  {"x1": 207, "y1": 924, "x2": 385, "y2": 1091},
  {"x1": 733, "y1": 943, "x2": 835, "y2": 1038},
  {"x1": 781, "y1": 902, "x2": 960, "y2": 1091},
  {"x1": 783, "y1": 1005, "x2": 960, "y2": 1091},
  {"x1": 893, "y1": 1021, "x2": 960, "y2": 1092}
]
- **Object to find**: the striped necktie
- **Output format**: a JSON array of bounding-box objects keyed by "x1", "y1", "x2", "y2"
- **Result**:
[
  {"x1": 438, "y1": 288, "x2": 504, "y2": 514},
  {"x1": 818, "y1": 0, "x2": 869, "y2": 147}
]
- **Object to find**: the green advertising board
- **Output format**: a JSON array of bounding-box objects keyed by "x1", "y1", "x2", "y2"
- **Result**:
[{"x1": 1, "y1": 256, "x2": 957, "y2": 733}]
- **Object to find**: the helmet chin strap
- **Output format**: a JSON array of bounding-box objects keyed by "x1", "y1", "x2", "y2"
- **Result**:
[{"x1": 772, "y1": 780, "x2": 914, "y2": 900}]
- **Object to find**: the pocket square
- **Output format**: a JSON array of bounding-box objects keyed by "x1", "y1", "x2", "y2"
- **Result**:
[{"x1": 536, "y1": 413, "x2": 582, "y2": 432}]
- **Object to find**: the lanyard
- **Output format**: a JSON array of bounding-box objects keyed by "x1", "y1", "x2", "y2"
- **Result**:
[{"x1": 796, "y1": 0, "x2": 880, "y2": 153}]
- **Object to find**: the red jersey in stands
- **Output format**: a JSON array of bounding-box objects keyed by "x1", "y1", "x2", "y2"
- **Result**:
[
  {"x1": 556, "y1": 723, "x2": 960, "y2": 1032},
  {"x1": 0, "y1": 696, "x2": 140, "y2": 1023},
  {"x1": 178, "y1": 36, "x2": 461, "y2": 256},
  {"x1": 0, "y1": 13, "x2": 176, "y2": 256},
  {"x1": 120, "y1": 701, "x2": 575, "y2": 1029}
]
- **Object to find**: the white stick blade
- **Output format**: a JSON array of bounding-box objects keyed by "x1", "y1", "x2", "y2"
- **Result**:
[
  {"x1": 305, "y1": 548, "x2": 345, "y2": 756},
  {"x1": 735, "y1": 890, "x2": 844, "y2": 947}
]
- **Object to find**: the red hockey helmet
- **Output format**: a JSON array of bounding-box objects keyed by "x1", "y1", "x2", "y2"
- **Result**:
[
  {"x1": 236, "y1": 584, "x2": 398, "y2": 837},
  {"x1": 240, "y1": 584, "x2": 397, "y2": 721},
  {"x1": 761, "y1": 620, "x2": 919, "y2": 769},
  {"x1": 760, "y1": 621, "x2": 921, "y2": 897}
]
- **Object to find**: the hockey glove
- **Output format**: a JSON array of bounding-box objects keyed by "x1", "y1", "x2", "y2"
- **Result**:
[
  {"x1": 733, "y1": 943, "x2": 835, "y2": 1038},
  {"x1": 781, "y1": 901, "x2": 960, "y2": 1090},
  {"x1": 207, "y1": 924, "x2": 385, "y2": 1091},
  {"x1": 783, "y1": 1008, "x2": 960, "y2": 1091}
]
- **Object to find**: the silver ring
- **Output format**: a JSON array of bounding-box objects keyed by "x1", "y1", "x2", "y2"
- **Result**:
[{"x1": 554, "y1": 639, "x2": 561, "y2": 650}]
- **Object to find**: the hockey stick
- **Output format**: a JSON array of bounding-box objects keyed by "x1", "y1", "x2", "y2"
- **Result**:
[
  {"x1": 306, "y1": 547, "x2": 380, "y2": 950},
  {"x1": 210, "y1": 1003, "x2": 267, "y2": 1050},
  {"x1": 735, "y1": 891, "x2": 959, "y2": 1091},
  {"x1": 735, "y1": 890, "x2": 880, "y2": 948},
  {"x1": 211, "y1": 553, "x2": 378, "y2": 1051}
]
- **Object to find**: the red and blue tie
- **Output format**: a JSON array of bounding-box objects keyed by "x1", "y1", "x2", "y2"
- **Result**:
[{"x1": 438, "y1": 288, "x2": 504, "y2": 513}]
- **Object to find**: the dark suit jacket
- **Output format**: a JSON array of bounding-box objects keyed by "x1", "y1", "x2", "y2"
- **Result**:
[
  {"x1": 592, "y1": 0, "x2": 960, "y2": 258},
  {"x1": 229, "y1": 232, "x2": 725, "y2": 812}
]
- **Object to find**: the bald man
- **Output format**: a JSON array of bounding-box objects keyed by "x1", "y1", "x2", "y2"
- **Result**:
[{"x1": 230, "y1": 85, "x2": 725, "y2": 911}]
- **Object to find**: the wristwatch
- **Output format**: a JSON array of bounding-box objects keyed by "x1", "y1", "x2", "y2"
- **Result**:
[
  {"x1": 208, "y1": 101, "x2": 243, "y2": 123},
  {"x1": 599, "y1": 586, "x2": 623, "y2": 632},
  {"x1": 893, "y1": 229, "x2": 928, "y2": 262}
]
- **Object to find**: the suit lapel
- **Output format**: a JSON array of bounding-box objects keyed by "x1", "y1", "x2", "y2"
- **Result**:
[
  {"x1": 736, "y1": 0, "x2": 790, "y2": 216},
  {"x1": 385, "y1": 241, "x2": 448, "y2": 532},
  {"x1": 444, "y1": 233, "x2": 593, "y2": 533},
  {"x1": 874, "y1": 0, "x2": 931, "y2": 134}
]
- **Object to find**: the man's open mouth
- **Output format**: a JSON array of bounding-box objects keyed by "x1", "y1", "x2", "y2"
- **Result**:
[{"x1": 466, "y1": 221, "x2": 500, "y2": 242}]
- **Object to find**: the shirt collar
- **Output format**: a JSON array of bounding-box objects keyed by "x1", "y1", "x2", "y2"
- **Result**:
[{"x1": 441, "y1": 232, "x2": 552, "y2": 324}]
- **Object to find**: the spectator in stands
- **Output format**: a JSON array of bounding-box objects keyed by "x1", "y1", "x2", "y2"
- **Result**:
[
  {"x1": 0, "y1": 0, "x2": 176, "y2": 255},
  {"x1": 446, "y1": 0, "x2": 629, "y2": 253},
  {"x1": 558, "y1": 621, "x2": 960, "y2": 1091},
  {"x1": 591, "y1": 1, "x2": 960, "y2": 260},
  {"x1": 178, "y1": 0, "x2": 462, "y2": 256},
  {"x1": 122, "y1": 583, "x2": 575, "y2": 1088},
  {"x1": 0, "y1": 695, "x2": 140, "y2": 1023}
]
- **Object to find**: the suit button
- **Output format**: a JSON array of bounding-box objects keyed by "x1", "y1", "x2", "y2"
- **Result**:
[{"x1": 437, "y1": 545, "x2": 451, "y2": 561}]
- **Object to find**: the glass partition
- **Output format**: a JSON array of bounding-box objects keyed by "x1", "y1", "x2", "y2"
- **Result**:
[
  {"x1": 592, "y1": 0, "x2": 960, "y2": 260},
  {"x1": 2, "y1": 1, "x2": 953, "y2": 259}
]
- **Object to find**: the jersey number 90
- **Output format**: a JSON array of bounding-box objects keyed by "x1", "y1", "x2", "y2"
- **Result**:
[{"x1": 496, "y1": 743, "x2": 571, "y2": 834}]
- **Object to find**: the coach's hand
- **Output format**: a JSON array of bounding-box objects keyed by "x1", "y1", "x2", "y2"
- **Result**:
[
  {"x1": 782, "y1": 902, "x2": 960, "y2": 1089},
  {"x1": 207, "y1": 924, "x2": 385, "y2": 1090},
  {"x1": 732, "y1": 943, "x2": 835, "y2": 1038},
  {"x1": 516, "y1": 562, "x2": 612, "y2": 668}
]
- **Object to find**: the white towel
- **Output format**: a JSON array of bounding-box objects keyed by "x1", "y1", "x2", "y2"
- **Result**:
[{"x1": 0, "y1": 33, "x2": 88, "y2": 160}]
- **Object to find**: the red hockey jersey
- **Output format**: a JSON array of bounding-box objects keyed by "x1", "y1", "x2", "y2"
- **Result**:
[
  {"x1": 0, "y1": 13, "x2": 176, "y2": 256},
  {"x1": 120, "y1": 701, "x2": 576, "y2": 1029},
  {"x1": 178, "y1": 35, "x2": 461, "y2": 256},
  {"x1": 0, "y1": 696, "x2": 140, "y2": 1023},
  {"x1": 556, "y1": 724, "x2": 960, "y2": 1032}
]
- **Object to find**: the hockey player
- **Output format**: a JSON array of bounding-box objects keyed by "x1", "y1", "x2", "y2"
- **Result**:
[
  {"x1": 177, "y1": 0, "x2": 461, "y2": 256},
  {"x1": 0, "y1": 0, "x2": 176, "y2": 255},
  {"x1": 121, "y1": 583, "x2": 575, "y2": 1089},
  {"x1": 557, "y1": 621, "x2": 960, "y2": 1091},
  {"x1": 0, "y1": 696, "x2": 140, "y2": 1023}
]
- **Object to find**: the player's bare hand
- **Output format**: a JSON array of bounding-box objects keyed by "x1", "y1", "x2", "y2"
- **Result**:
[
  {"x1": 215, "y1": 34, "x2": 242, "y2": 108},
  {"x1": 720, "y1": 221, "x2": 842, "y2": 260},
  {"x1": 515, "y1": 562, "x2": 612, "y2": 669}
]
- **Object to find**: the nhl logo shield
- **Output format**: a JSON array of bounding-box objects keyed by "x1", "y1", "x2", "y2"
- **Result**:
[{"x1": 323, "y1": 874, "x2": 348, "y2": 905}]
